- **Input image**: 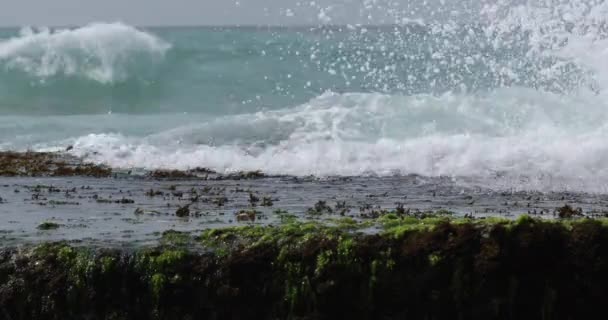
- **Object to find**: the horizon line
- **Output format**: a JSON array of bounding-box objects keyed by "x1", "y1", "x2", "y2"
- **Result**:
[{"x1": 0, "y1": 22, "x2": 432, "y2": 29}]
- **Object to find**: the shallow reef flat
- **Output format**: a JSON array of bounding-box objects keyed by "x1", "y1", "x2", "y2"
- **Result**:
[
  {"x1": 2, "y1": 216, "x2": 608, "y2": 319},
  {"x1": 2, "y1": 151, "x2": 608, "y2": 246},
  {"x1": 3, "y1": 152, "x2": 608, "y2": 319}
]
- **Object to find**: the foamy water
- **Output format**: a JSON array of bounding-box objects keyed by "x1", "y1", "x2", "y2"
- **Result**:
[{"x1": 1, "y1": 1, "x2": 608, "y2": 192}]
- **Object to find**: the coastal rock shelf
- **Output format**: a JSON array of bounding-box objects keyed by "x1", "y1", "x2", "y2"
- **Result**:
[
  {"x1": 2, "y1": 151, "x2": 608, "y2": 246},
  {"x1": 1, "y1": 217, "x2": 608, "y2": 319},
  {"x1": 2, "y1": 152, "x2": 608, "y2": 319}
]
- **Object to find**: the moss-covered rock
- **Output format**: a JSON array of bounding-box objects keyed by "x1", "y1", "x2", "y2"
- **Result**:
[{"x1": 3, "y1": 217, "x2": 608, "y2": 319}]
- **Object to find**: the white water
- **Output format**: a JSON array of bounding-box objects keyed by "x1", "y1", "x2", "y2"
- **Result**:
[{"x1": 0, "y1": 89, "x2": 601, "y2": 192}]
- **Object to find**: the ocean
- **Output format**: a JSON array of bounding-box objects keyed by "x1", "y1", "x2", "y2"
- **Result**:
[{"x1": 1, "y1": 3, "x2": 608, "y2": 193}]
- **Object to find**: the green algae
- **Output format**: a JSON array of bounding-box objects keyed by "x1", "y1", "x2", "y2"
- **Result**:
[
  {"x1": 6, "y1": 215, "x2": 608, "y2": 319},
  {"x1": 150, "y1": 273, "x2": 167, "y2": 301},
  {"x1": 315, "y1": 250, "x2": 333, "y2": 276},
  {"x1": 159, "y1": 230, "x2": 191, "y2": 247},
  {"x1": 100, "y1": 256, "x2": 116, "y2": 274}
]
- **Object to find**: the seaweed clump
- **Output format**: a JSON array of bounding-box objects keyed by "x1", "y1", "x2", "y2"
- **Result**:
[
  {"x1": 556, "y1": 204, "x2": 583, "y2": 219},
  {"x1": 3, "y1": 217, "x2": 608, "y2": 319},
  {"x1": 0, "y1": 152, "x2": 111, "y2": 177},
  {"x1": 148, "y1": 170, "x2": 199, "y2": 179},
  {"x1": 37, "y1": 222, "x2": 61, "y2": 230}
]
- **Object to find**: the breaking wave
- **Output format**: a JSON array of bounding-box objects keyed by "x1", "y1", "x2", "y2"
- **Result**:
[{"x1": 0, "y1": 22, "x2": 170, "y2": 83}]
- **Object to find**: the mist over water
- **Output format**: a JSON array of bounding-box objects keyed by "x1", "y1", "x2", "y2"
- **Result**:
[{"x1": 1, "y1": 1, "x2": 608, "y2": 192}]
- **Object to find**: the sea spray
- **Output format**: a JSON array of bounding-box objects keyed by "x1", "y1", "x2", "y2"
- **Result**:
[{"x1": 1, "y1": 1, "x2": 608, "y2": 191}]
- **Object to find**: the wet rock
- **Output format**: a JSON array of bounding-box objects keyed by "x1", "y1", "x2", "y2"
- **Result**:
[
  {"x1": 149, "y1": 170, "x2": 197, "y2": 179},
  {"x1": 307, "y1": 200, "x2": 333, "y2": 215},
  {"x1": 145, "y1": 189, "x2": 164, "y2": 197},
  {"x1": 249, "y1": 193, "x2": 260, "y2": 206},
  {"x1": 213, "y1": 196, "x2": 228, "y2": 207},
  {"x1": 215, "y1": 170, "x2": 266, "y2": 180},
  {"x1": 261, "y1": 197, "x2": 274, "y2": 207},
  {"x1": 0, "y1": 151, "x2": 111, "y2": 177},
  {"x1": 117, "y1": 198, "x2": 135, "y2": 204},
  {"x1": 236, "y1": 210, "x2": 257, "y2": 222},
  {"x1": 176, "y1": 205, "x2": 190, "y2": 218},
  {"x1": 37, "y1": 222, "x2": 60, "y2": 230},
  {"x1": 2, "y1": 218, "x2": 608, "y2": 319},
  {"x1": 557, "y1": 204, "x2": 583, "y2": 219}
]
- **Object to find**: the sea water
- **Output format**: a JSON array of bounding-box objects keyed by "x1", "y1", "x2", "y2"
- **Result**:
[{"x1": 1, "y1": 1, "x2": 608, "y2": 192}]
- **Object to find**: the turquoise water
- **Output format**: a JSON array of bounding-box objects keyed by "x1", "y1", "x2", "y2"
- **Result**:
[
  {"x1": 0, "y1": 6, "x2": 608, "y2": 192},
  {"x1": 0, "y1": 24, "x2": 591, "y2": 116}
]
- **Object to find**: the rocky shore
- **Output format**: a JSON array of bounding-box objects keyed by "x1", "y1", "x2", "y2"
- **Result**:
[
  {"x1": 2, "y1": 216, "x2": 608, "y2": 319},
  {"x1": 2, "y1": 152, "x2": 608, "y2": 319}
]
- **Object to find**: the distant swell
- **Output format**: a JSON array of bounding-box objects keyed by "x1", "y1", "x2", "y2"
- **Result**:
[
  {"x1": 0, "y1": 23, "x2": 170, "y2": 114},
  {"x1": 0, "y1": 23, "x2": 170, "y2": 83}
]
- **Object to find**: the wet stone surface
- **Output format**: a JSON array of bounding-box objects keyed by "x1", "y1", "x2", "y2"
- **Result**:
[{"x1": 1, "y1": 174, "x2": 608, "y2": 247}]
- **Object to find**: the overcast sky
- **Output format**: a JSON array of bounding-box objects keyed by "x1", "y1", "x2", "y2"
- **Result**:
[{"x1": 0, "y1": 0, "x2": 480, "y2": 26}]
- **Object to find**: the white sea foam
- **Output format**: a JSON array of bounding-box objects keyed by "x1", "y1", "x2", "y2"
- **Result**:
[{"x1": 45, "y1": 89, "x2": 608, "y2": 192}]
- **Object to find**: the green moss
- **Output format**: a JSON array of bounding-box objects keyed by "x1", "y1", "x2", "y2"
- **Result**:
[
  {"x1": 370, "y1": 259, "x2": 380, "y2": 288},
  {"x1": 13, "y1": 214, "x2": 608, "y2": 319},
  {"x1": 150, "y1": 273, "x2": 167, "y2": 301},
  {"x1": 379, "y1": 213, "x2": 399, "y2": 222},
  {"x1": 160, "y1": 230, "x2": 191, "y2": 247},
  {"x1": 477, "y1": 216, "x2": 510, "y2": 225},
  {"x1": 335, "y1": 217, "x2": 357, "y2": 227},
  {"x1": 200, "y1": 221, "x2": 338, "y2": 254},
  {"x1": 337, "y1": 237, "x2": 355, "y2": 260},
  {"x1": 369, "y1": 249, "x2": 395, "y2": 290},
  {"x1": 434, "y1": 209, "x2": 454, "y2": 216},
  {"x1": 57, "y1": 245, "x2": 76, "y2": 262},
  {"x1": 100, "y1": 256, "x2": 116, "y2": 274},
  {"x1": 382, "y1": 221, "x2": 425, "y2": 238},
  {"x1": 282, "y1": 261, "x2": 310, "y2": 312},
  {"x1": 315, "y1": 250, "x2": 333, "y2": 276},
  {"x1": 36, "y1": 244, "x2": 96, "y2": 288},
  {"x1": 154, "y1": 250, "x2": 186, "y2": 270},
  {"x1": 428, "y1": 253, "x2": 442, "y2": 266},
  {"x1": 516, "y1": 214, "x2": 537, "y2": 225},
  {"x1": 420, "y1": 216, "x2": 452, "y2": 226}
]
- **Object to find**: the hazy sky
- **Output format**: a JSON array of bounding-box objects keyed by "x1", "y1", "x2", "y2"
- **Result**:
[{"x1": 0, "y1": 0, "x2": 474, "y2": 26}]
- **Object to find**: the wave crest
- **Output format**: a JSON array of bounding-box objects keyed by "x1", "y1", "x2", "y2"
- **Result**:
[{"x1": 0, "y1": 22, "x2": 170, "y2": 83}]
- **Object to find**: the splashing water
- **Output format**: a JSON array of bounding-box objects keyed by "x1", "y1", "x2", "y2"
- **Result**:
[{"x1": 1, "y1": 2, "x2": 608, "y2": 192}]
